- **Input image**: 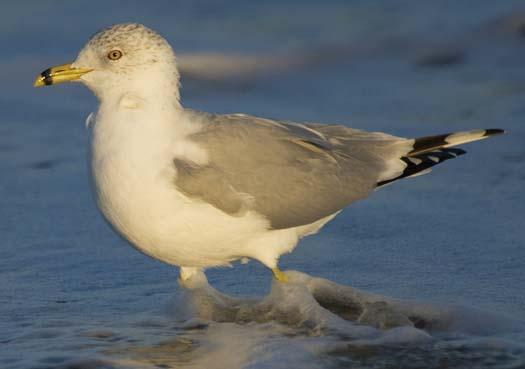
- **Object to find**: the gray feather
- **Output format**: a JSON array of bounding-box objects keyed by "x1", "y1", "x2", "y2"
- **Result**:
[{"x1": 174, "y1": 112, "x2": 409, "y2": 229}]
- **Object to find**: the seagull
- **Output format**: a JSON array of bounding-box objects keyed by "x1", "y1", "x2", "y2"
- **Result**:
[{"x1": 34, "y1": 23, "x2": 503, "y2": 284}]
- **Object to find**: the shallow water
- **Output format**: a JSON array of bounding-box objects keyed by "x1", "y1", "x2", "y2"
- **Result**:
[{"x1": 1, "y1": 1, "x2": 525, "y2": 368}]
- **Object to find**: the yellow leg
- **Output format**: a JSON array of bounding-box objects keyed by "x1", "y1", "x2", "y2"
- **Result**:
[{"x1": 271, "y1": 268, "x2": 289, "y2": 282}]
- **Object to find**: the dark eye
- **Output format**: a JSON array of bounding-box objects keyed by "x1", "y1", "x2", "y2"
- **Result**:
[{"x1": 107, "y1": 50, "x2": 123, "y2": 61}]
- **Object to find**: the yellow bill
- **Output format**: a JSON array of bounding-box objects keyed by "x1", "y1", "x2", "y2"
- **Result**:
[{"x1": 33, "y1": 63, "x2": 93, "y2": 87}]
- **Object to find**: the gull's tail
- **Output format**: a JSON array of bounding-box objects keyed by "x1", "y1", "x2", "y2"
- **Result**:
[{"x1": 377, "y1": 129, "x2": 505, "y2": 187}]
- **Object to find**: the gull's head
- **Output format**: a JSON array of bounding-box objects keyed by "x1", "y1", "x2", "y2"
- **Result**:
[{"x1": 34, "y1": 23, "x2": 180, "y2": 103}]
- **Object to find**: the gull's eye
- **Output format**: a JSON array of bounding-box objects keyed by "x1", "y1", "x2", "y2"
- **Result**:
[{"x1": 107, "y1": 50, "x2": 123, "y2": 61}]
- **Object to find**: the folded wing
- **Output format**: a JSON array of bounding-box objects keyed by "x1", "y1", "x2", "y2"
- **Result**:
[{"x1": 174, "y1": 112, "x2": 503, "y2": 229}]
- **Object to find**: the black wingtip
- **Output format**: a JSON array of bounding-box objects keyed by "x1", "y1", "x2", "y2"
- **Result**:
[
  {"x1": 377, "y1": 147, "x2": 467, "y2": 188},
  {"x1": 484, "y1": 129, "x2": 506, "y2": 136}
]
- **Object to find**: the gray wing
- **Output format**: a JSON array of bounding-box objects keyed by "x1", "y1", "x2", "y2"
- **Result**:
[{"x1": 174, "y1": 112, "x2": 410, "y2": 229}]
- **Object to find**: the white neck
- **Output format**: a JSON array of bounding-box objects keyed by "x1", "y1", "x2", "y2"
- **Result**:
[{"x1": 92, "y1": 85, "x2": 203, "y2": 163}]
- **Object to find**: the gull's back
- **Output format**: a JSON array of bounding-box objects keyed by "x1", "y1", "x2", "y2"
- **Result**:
[{"x1": 175, "y1": 111, "x2": 412, "y2": 229}]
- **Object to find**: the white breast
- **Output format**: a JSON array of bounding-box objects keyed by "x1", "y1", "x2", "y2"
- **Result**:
[{"x1": 88, "y1": 106, "x2": 179, "y2": 258}]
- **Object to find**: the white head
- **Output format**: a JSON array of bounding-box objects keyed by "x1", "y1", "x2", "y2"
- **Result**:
[{"x1": 35, "y1": 23, "x2": 181, "y2": 107}]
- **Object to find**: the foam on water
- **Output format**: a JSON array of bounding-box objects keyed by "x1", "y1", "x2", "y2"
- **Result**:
[{"x1": 82, "y1": 271, "x2": 524, "y2": 369}]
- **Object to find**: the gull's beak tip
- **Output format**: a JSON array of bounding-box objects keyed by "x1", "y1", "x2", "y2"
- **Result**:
[
  {"x1": 33, "y1": 63, "x2": 92, "y2": 88},
  {"x1": 33, "y1": 75, "x2": 45, "y2": 88}
]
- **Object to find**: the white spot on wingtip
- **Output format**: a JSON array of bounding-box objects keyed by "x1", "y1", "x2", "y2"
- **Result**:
[
  {"x1": 428, "y1": 156, "x2": 440, "y2": 163},
  {"x1": 407, "y1": 157, "x2": 422, "y2": 165}
]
